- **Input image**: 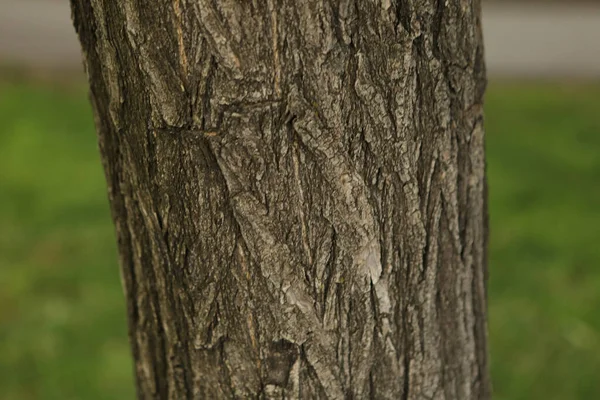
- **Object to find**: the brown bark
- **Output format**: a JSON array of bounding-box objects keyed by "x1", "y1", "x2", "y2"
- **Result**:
[{"x1": 70, "y1": 0, "x2": 489, "y2": 398}]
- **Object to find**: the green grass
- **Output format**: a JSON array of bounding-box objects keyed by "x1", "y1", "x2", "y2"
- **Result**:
[
  {"x1": 0, "y1": 81, "x2": 134, "y2": 400},
  {"x1": 486, "y1": 83, "x2": 600, "y2": 400},
  {"x1": 0, "y1": 79, "x2": 599, "y2": 399}
]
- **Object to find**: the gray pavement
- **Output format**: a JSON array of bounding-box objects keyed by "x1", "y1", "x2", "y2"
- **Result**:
[
  {"x1": 484, "y1": 3, "x2": 600, "y2": 78},
  {"x1": 0, "y1": 0, "x2": 81, "y2": 70},
  {"x1": 1, "y1": 0, "x2": 600, "y2": 77}
]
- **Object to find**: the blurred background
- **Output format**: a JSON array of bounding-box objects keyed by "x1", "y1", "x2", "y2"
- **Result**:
[{"x1": 1, "y1": 1, "x2": 599, "y2": 399}]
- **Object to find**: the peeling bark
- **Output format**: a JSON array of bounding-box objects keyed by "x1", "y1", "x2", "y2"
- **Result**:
[{"x1": 71, "y1": 0, "x2": 489, "y2": 398}]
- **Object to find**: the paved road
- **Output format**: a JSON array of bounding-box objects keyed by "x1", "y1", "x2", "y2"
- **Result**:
[
  {"x1": 1, "y1": 0, "x2": 600, "y2": 77},
  {"x1": 484, "y1": 3, "x2": 600, "y2": 77},
  {"x1": 0, "y1": 0, "x2": 81, "y2": 70}
]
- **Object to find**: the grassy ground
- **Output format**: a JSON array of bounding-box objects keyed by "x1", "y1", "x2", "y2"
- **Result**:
[
  {"x1": 0, "y1": 81, "x2": 134, "y2": 400},
  {"x1": 0, "y1": 79, "x2": 599, "y2": 399},
  {"x1": 486, "y1": 82, "x2": 600, "y2": 399}
]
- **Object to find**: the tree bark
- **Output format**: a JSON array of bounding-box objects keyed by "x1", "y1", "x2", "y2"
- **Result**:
[{"x1": 71, "y1": 0, "x2": 489, "y2": 398}]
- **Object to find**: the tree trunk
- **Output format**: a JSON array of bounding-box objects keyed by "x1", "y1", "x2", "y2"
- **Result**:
[{"x1": 71, "y1": 0, "x2": 489, "y2": 398}]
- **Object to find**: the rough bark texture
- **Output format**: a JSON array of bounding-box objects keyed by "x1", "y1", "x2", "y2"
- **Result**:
[{"x1": 71, "y1": 0, "x2": 489, "y2": 398}]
